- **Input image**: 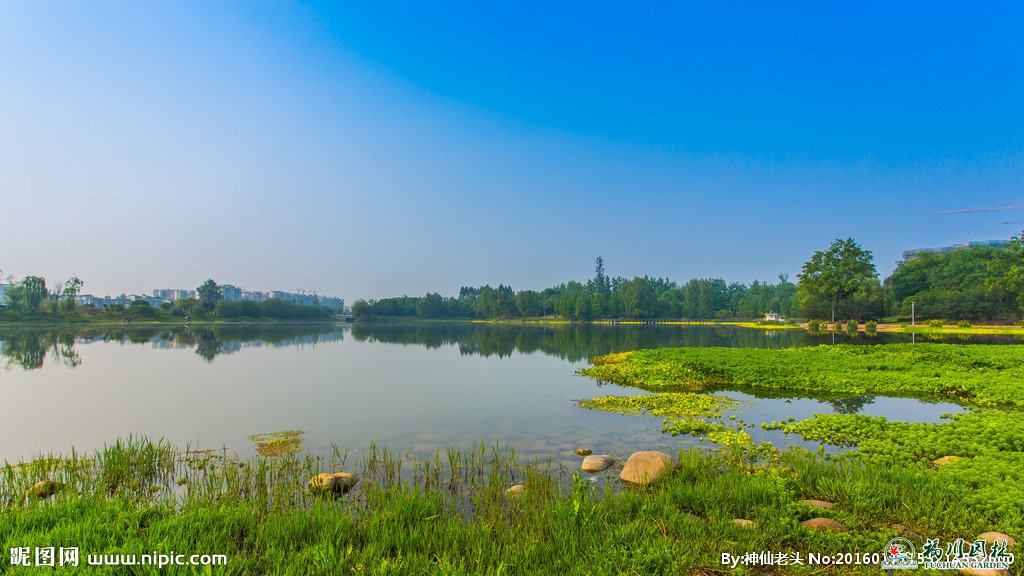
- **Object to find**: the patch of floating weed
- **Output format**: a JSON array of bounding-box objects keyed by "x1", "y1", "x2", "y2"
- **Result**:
[
  {"x1": 580, "y1": 393, "x2": 752, "y2": 447},
  {"x1": 249, "y1": 430, "x2": 306, "y2": 457},
  {"x1": 581, "y1": 344, "x2": 1024, "y2": 408}
]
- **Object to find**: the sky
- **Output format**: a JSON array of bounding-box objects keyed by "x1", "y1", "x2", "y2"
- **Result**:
[{"x1": 1, "y1": 1, "x2": 1021, "y2": 301}]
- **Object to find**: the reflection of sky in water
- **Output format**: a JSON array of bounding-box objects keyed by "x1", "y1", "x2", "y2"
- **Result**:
[{"x1": 0, "y1": 324, "x2": 997, "y2": 463}]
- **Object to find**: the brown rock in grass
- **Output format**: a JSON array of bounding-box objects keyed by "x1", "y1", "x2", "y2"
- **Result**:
[
  {"x1": 800, "y1": 499, "x2": 834, "y2": 510},
  {"x1": 800, "y1": 517, "x2": 848, "y2": 532},
  {"x1": 976, "y1": 532, "x2": 1017, "y2": 547},
  {"x1": 933, "y1": 455, "x2": 963, "y2": 467}
]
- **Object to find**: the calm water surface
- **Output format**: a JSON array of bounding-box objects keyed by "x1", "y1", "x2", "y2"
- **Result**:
[{"x1": 2, "y1": 323, "x2": 1005, "y2": 463}]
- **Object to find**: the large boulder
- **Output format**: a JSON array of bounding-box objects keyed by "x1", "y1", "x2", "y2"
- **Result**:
[
  {"x1": 581, "y1": 455, "x2": 615, "y2": 473},
  {"x1": 307, "y1": 472, "x2": 358, "y2": 495},
  {"x1": 619, "y1": 451, "x2": 676, "y2": 485}
]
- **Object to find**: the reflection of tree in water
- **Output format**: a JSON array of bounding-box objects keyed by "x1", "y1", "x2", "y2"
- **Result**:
[
  {"x1": 0, "y1": 330, "x2": 81, "y2": 370},
  {"x1": 194, "y1": 331, "x2": 223, "y2": 362},
  {"x1": 825, "y1": 395, "x2": 876, "y2": 415},
  {"x1": 351, "y1": 323, "x2": 848, "y2": 362},
  {"x1": 1, "y1": 325, "x2": 344, "y2": 368}
]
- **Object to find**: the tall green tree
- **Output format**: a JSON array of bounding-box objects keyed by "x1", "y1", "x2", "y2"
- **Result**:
[
  {"x1": 19, "y1": 276, "x2": 48, "y2": 312},
  {"x1": 59, "y1": 277, "x2": 84, "y2": 314},
  {"x1": 986, "y1": 234, "x2": 1024, "y2": 317},
  {"x1": 797, "y1": 238, "x2": 883, "y2": 321},
  {"x1": 197, "y1": 279, "x2": 223, "y2": 310}
]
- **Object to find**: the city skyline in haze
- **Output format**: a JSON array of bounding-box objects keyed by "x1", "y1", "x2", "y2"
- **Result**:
[{"x1": 2, "y1": 2, "x2": 1021, "y2": 300}]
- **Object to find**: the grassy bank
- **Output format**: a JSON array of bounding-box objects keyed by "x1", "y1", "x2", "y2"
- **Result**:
[
  {"x1": 3, "y1": 437, "x2": 1020, "y2": 575},
  {"x1": 877, "y1": 324, "x2": 1024, "y2": 336}
]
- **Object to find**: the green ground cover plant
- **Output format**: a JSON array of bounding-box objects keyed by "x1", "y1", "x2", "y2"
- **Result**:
[{"x1": 580, "y1": 344, "x2": 1024, "y2": 408}]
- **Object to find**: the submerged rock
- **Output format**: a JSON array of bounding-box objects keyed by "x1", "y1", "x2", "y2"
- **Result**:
[
  {"x1": 619, "y1": 451, "x2": 676, "y2": 485},
  {"x1": 307, "y1": 472, "x2": 358, "y2": 495},
  {"x1": 977, "y1": 532, "x2": 1017, "y2": 547},
  {"x1": 933, "y1": 455, "x2": 963, "y2": 467},
  {"x1": 800, "y1": 499, "x2": 834, "y2": 510},
  {"x1": 26, "y1": 480, "x2": 62, "y2": 499},
  {"x1": 574, "y1": 448, "x2": 592, "y2": 456},
  {"x1": 581, "y1": 455, "x2": 615, "y2": 473},
  {"x1": 507, "y1": 484, "x2": 526, "y2": 495},
  {"x1": 800, "y1": 518, "x2": 848, "y2": 532},
  {"x1": 732, "y1": 519, "x2": 755, "y2": 529}
]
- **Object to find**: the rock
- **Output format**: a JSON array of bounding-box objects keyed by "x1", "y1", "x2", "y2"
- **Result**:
[
  {"x1": 26, "y1": 480, "x2": 62, "y2": 499},
  {"x1": 307, "y1": 472, "x2": 358, "y2": 495},
  {"x1": 933, "y1": 455, "x2": 963, "y2": 467},
  {"x1": 732, "y1": 519, "x2": 755, "y2": 529},
  {"x1": 507, "y1": 484, "x2": 526, "y2": 495},
  {"x1": 976, "y1": 532, "x2": 1017, "y2": 547},
  {"x1": 800, "y1": 499, "x2": 834, "y2": 510},
  {"x1": 800, "y1": 518, "x2": 848, "y2": 532},
  {"x1": 581, "y1": 455, "x2": 615, "y2": 473},
  {"x1": 619, "y1": 451, "x2": 676, "y2": 485},
  {"x1": 574, "y1": 448, "x2": 592, "y2": 456}
]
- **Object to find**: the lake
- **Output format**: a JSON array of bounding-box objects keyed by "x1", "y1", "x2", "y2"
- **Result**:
[{"x1": 0, "y1": 322, "x2": 1001, "y2": 464}]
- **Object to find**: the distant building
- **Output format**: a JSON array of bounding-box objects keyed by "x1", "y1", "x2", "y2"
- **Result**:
[
  {"x1": 902, "y1": 239, "x2": 1010, "y2": 261},
  {"x1": 764, "y1": 312, "x2": 785, "y2": 322},
  {"x1": 221, "y1": 284, "x2": 243, "y2": 302}
]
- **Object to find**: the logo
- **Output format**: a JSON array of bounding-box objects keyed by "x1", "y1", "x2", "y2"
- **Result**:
[{"x1": 882, "y1": 537, "x2": 919, "y2": 570}]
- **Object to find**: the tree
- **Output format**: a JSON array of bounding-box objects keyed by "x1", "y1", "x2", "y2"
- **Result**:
[
  {"x1": 59, "y1": 277, "x2": 83, "y2": 314},
  {"x1": 986, "y1": 234, "x2": 1024, "y2": 318},
  {"x1": 197, "y1": 279, "x2": 223, "y2": 310},
  {"x1": 797, "y1": 238, "x2": 883, "y2": 321},
  {"x1": 19, "y1": 276, "x2": 48, "y2": 312},
  {"x1": 515, "y1": 290, "x2": 541, "y2": 318}
]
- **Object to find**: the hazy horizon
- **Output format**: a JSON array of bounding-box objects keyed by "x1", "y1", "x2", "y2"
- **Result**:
[{"x1": 2, "y1": 2, "x2": 1021, "y2": 301}]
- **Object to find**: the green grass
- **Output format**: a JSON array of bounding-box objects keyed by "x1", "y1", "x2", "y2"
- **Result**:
[{"x1": 3, "y1": 437, "x2": 1021, "y2": 575}]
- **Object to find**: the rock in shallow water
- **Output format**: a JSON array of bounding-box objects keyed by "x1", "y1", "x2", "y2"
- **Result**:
[
  {"x1": 581, "y1": 455, "x2": 615, "y2": 473},
  {"x1": 26, "y1": 480, "x2": 62, "y2": 499},
  {"x1": 507, "y1": 484, "x2": 526, "y2": 495},
  {"x1": 307, "y1": 472, "x2": 358, "y2": 495},
  {"x1": 574, "y1": 448, "x2": 592, "y2": 456},
  {"x1": 619, "y1": 451, "x2": 676, "y2": 485}
]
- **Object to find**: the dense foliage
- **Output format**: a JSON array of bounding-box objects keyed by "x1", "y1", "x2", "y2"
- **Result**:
[
  {"x1": 352, "y1": 259, "x2": 799, "y2": 321},
  {"x1": 886, "y1": 239, "x2": 1024, "y2": 321}
]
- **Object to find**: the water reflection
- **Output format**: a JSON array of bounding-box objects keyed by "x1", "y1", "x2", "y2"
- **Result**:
[
  {"x1": 1, "y1": 322, "x2": 1019, "y2": 372},
  {"x1": 0, "y1": 325, "x2": 344, "y2": 368}
]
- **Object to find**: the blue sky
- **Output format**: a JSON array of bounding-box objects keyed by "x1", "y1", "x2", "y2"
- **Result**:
[{"x1": 1, "y1": 1, "x2": 1021, "y2": 300}]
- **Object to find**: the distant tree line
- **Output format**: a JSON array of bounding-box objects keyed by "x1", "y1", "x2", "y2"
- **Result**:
[
  {"x1": 0, "y1": 277, "x2": 334, "y2": 322},
  {"x1": 355, "y1": 235, "x2": 1024, "y2": 323},
  {"x1": 353, "y1": 257, "x2": 800, "y2": 321}
]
